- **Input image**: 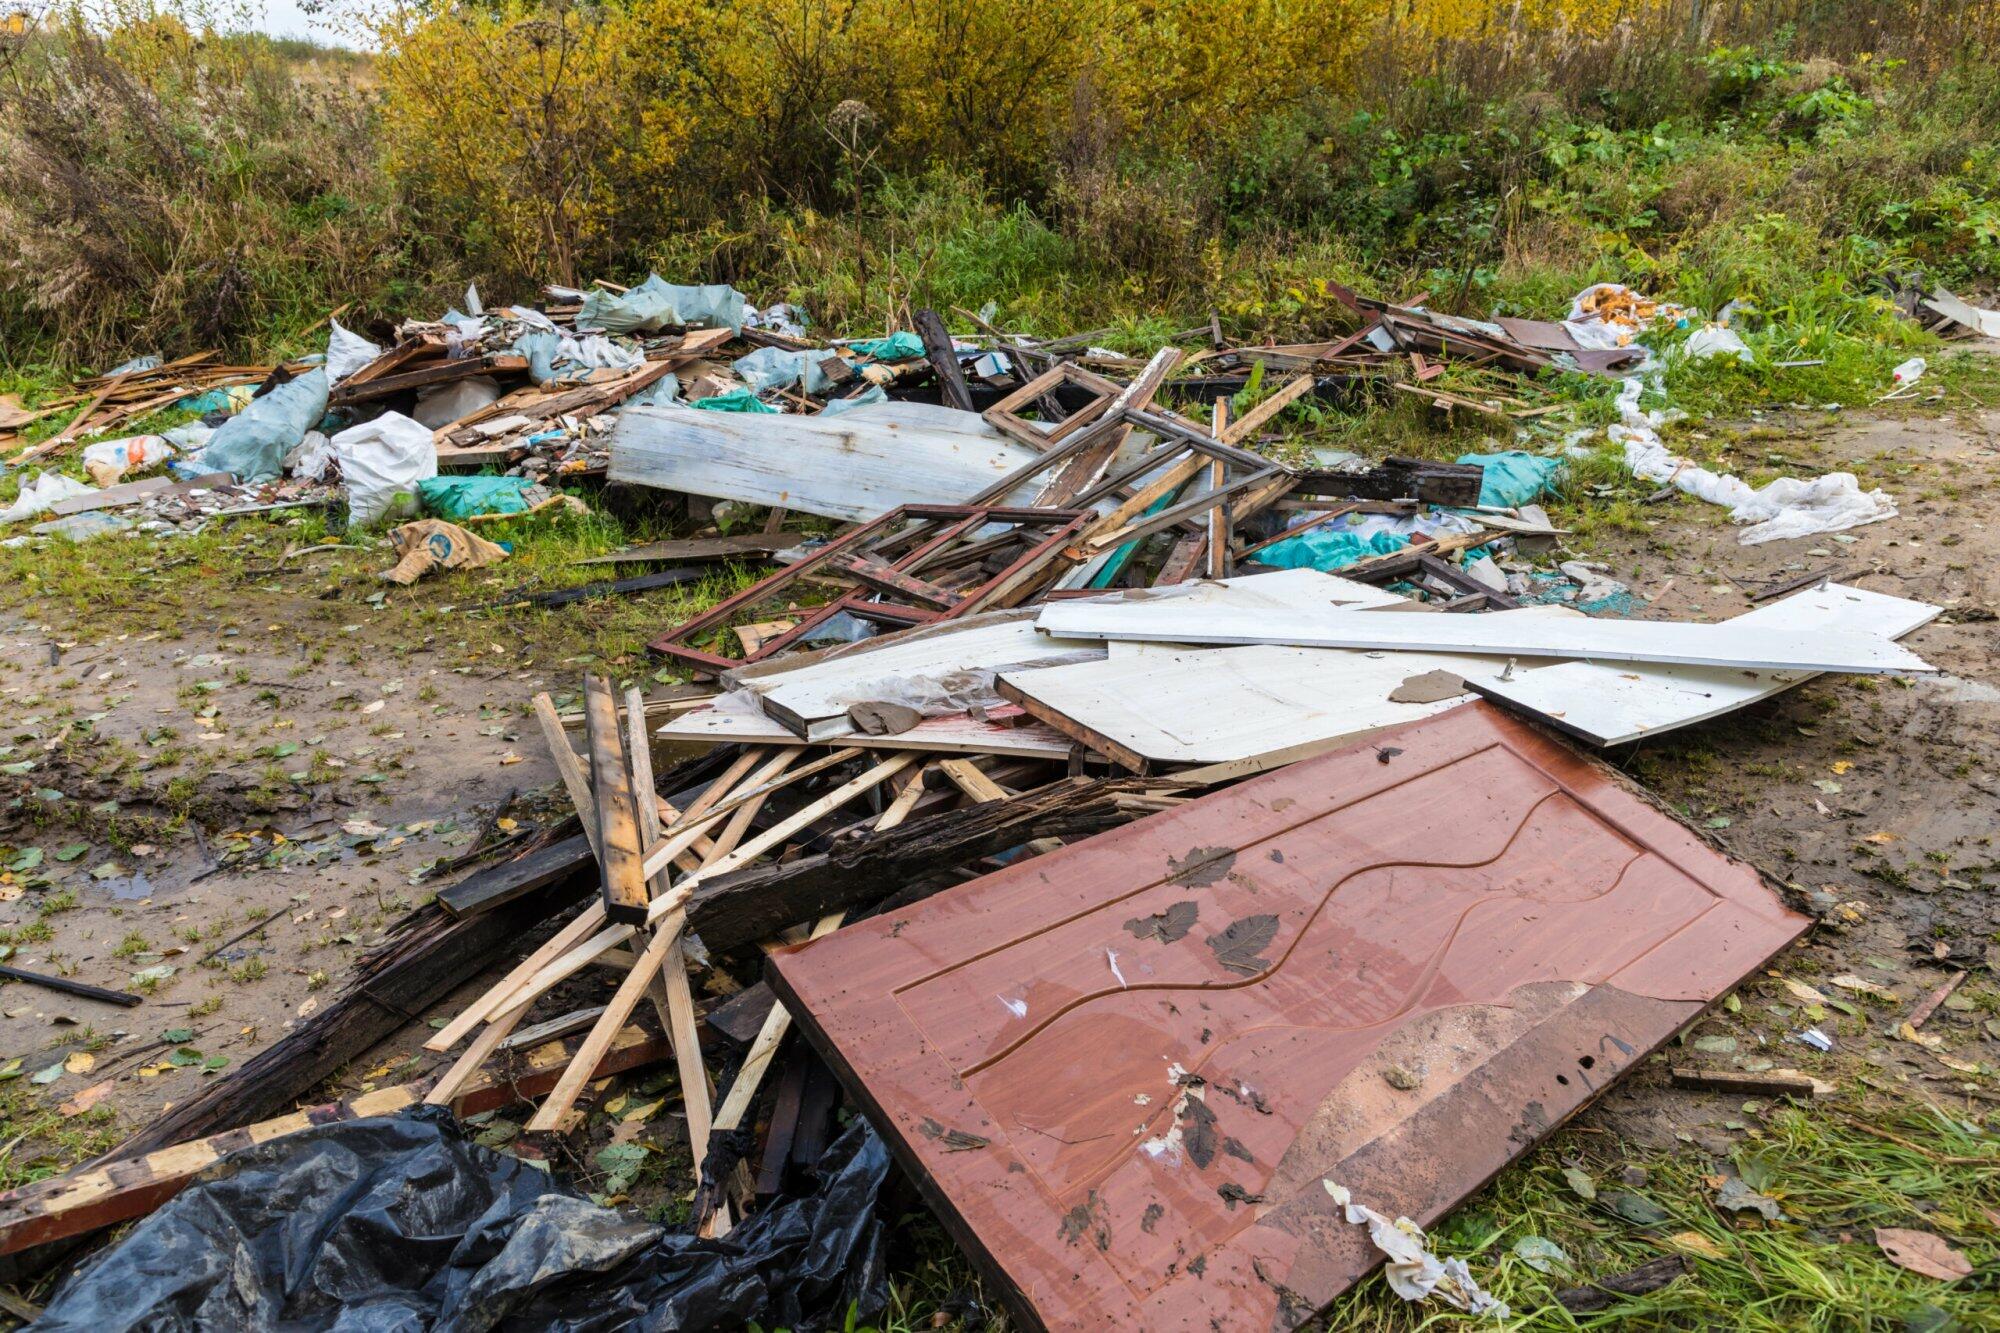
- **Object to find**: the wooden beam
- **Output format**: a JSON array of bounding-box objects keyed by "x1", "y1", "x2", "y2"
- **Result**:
[
  {"x1": 583, "y1": 677, "x2": 650, "y2": 924},
  {"x1": 913, "y1": 308, "x2": 975, "y2": 413}
]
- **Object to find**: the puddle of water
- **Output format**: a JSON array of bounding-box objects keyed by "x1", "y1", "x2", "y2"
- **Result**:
[{"x1": 91, "y1": 870, "x2": 156, "y2": 901}]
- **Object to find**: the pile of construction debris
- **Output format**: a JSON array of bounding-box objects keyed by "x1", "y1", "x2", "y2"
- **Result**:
[{"x1": 0, "y1": 276, "x2": 1968, "y2": 1331}]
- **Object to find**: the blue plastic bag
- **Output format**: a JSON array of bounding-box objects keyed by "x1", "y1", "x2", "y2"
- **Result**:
[
  {"x1": 577, "y1": 275, "x2": 745, "y2": 336},
  {"x1": 1457, "y1": 450, "x2": 1564, "y2": 508},
  {"x1": 189, "y1": 370, "x2": 328, "y2": 483},
  {"x1": 846, "y1": 331, "x2": 924, "y2": 361}
]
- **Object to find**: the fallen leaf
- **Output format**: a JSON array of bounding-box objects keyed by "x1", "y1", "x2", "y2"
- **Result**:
[
  {"x1": 64, "y1": 1050, "x2": 94, "y2": 1074},
  {"x1": 1716, "y1": 1176, "x2": 1784, "y2": 1220},
  {"x1": 1664, "y1": 1231, "x2": 1724, "y2": 1259},
  {"x1": 58, "y1": 1078, "x2": 114, "y2": 1115},
  {"x1": 1830, "y1": 974, "x2": 1897, "y2": 999},
  {"x1": 1601, "y1": 1191, "x2": 1670, "y2": 1227},
  {"x1": 1562, "y1": 1166, "x2": 1597, "y2": 1201},
  {"x1": 1874, "y1": 1228, "x2": 1972, "y2": 1281},
  {"x1": 1863, "y1": 831, "x2": 1897, "y2": 845},
  {"x1": 1830, "y1": 761, "x2": 1853, "y2": 775},
  {"x1": 1814, "y1": 779, "x2": 1843, "y2": 795},
  {"x1": 1781, "y1": 979, "x2": 1831, "y2": 1006},
  {"x1": 498, "y1": 752, "x2": 524, "y2": 766},
  {"x1": 1512, "y1": 1235, "x2": 1570, "y2": 1273},
  {"x1": 1899, "y1": 1022, "x2": 1945, "y2": 1049}
]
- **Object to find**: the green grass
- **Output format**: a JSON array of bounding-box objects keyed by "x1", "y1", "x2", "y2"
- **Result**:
[{"x1": 872, "y1": 1094, "x2": 2000, "y2": 1332}]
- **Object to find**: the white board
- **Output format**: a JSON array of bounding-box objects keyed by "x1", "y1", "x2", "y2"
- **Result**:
[
  {"x1": 1002, "y1": 642, "x2": 1546, "y2": 769},
  {"x1": 657, "y1": 702, "x2": 1075, "y2": 759},
  {"x1": 1467, "y1": 582, "x2": 1941, "y2": 745},
  {"x1": 1034, "y1": 600, "x2": 1936, "y2": 675},
  {"x1": 1100, "y1": 568, "x2": 1408, "y2": 660},
  {"x1": 606, "y1": 400, "x2": 1044, "y2": 522}
]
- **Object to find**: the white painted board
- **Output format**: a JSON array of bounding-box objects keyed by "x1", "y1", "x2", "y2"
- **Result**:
[
  {"x1": 657, "y1": 702, "x2": 1074, "y2": 759},
  {"x1": 1100, "y1": 568, "x2": 1408, "y2": 660},
  {"x1": 1467, "y1": 582, "x2": 1942, "y2": 744},
  {"x1": 606, "y1": 400, "x2": 1045, "y2": 521},
  {"x1": 1034, "y1": 601, "x2": 1936, "y2": 674},
  {"x1": 1002, "y1": 642, "x2": 1546, "y2": 768}
]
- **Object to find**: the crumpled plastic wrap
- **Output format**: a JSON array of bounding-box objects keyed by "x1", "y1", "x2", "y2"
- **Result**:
[
  {"x1": 1610, "y1": 378, "x2": 1895, "y2": 544},
  {"x1": 577, "y1": 275, "x2": 747, "y2": 336},
  {"x1": 35, "y1": 1107, "x2": 893, "y2": 1333}
]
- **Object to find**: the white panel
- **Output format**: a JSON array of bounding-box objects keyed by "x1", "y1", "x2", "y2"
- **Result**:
[
  {"x1": 657, "y1": 703, "x2": 1074, "y2": 759},
  {"x1": 1468, "y1": 582, "x2": 1942, "y2": 745},
  {"x1": 1035, "y1": 600, "x2": 1935, "y2": 674},
  {"x1": 606, "y1": 401, "x2": 1044, "y2": 522}
]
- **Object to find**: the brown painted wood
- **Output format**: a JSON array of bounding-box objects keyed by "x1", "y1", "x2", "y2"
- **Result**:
[{"x1": 769, "y1": 703, "x2": 1809, "y2": 1331}]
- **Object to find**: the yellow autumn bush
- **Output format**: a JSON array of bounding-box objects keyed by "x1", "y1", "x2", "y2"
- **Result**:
[{"x1": 375, "y1": 0, "x2": 1386, "y2": 285}]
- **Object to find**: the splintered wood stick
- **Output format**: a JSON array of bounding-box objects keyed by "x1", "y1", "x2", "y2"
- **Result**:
[
  {"x1": 426, "y1": 905, "x2": 610, "y2": 1051},
  {"x1": 699, "y1": 766, "x2": 929, "y2": 1237},
  {"x1": 525, "y1": 919, "x2": 682, "y2": 1133},
  {"x1": 938, "y1": 757, "x2": 1010, "y2": 803},
  {"x1": 628, "y1": 688, "x2": 690, "y2": 1047},
  {"x1": 642, "y1": 753, "x2": 918, "y2": 901},
  {"x1": 628, "y1": 688, "x2": 719, "y2": 1196},
  {"x1": 638, "y1": 748, "x2": 798, "y2": 882}
]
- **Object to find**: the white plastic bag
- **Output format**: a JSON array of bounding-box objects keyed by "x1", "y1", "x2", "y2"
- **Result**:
[
  {"x1": 412, "y1": 376, "x2": 501, "y2": 429},
  {"x1": 0, "y1": 471, "x2": 96, "y2": 525},
  {"x1": 1682, "y1": 326, "x2": 1754, "y2": 363},
  {"x1": 326, "y1": 320, "x2": 383, "y2": 386},
  {"x1": 80, "y1": 434, "x2": 173, "y2": 487},
  {"x1": 332, "y1": 412, "x2": 438, "y2": 528}
]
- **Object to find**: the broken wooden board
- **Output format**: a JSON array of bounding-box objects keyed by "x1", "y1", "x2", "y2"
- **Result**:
[
  {"x1": 571, "y1": 532, "x2": 804, "y2": 566},
  {"x1": 1467, "y1": 582, "x2": 1940, "y2": 745},
  {"x1": 658, "y1": 699, "x2": 1076, "y2": 759},
  {"x1": 606, "y1": 400, "x2": 1046, "y2": 522},
  {"x1": 729, "y1": 610, "x2": 1104, "y2": 741},
  {"x1": 0, "y1": 1025, "x2": 667, "y2": 1257},
  {"x1": 769, "y1": 702, "x2": 1809, "y2": 1331},
  {"x1": 1035, "y1": 601, "x2": 1937, "y2": 675}
]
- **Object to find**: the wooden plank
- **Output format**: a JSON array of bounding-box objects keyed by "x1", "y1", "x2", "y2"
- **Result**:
[
  {"x1": 768, "y1": 703, "x2": 1811, "y2": 1331},
  {"x1": 583, "y1": 677, "x2": 650, "y2": 924},
  {"x1": 1219, "y1": 372, "x2": 1313, "y2": 445},
  {"x1": 0, "y1": 1028, "x2": 668, "y2": 1257},
  {"x1": 606, "y1": 401, "x2": 1044, "y2": 523},
  {"x1": 328, "y1": 353, "x2": 526, "y2": 406},
  {"x1": 437, "y1": 829, "x2": 590, "y2": 919},
  {"x1": 1467, "y1": 583, "x2": 1942, "y2": 745},
  {"x1": 1034, "y1": 602, "x2": 1937, "y2": 674},
  {"x1": 914, "y1": 308, "x2": 975, "y2": 413},
  {"x1": 572, "y1": 533, "x2": 798, "y2": 567},
  {"x1": 656, "y1": 702, "x2": 1074, "y2": 759},
  {"x1": 684, "y1": 777, "x2": 1159, "y2": 953}
]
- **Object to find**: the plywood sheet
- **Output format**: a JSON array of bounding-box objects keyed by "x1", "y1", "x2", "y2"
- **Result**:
[
  {"x1": 606, "y1": 400, "x2": 1046, "y2": 522},
  {"x1": 1036, "y1": 600, "x2": 1935, "y2": 674},
  {"x1": 1469, "y1": 582, "x2": 1940, "y2": 745},
  {"x1": 770, "y1": 703, "x2": 1808, "y2": 1331}
]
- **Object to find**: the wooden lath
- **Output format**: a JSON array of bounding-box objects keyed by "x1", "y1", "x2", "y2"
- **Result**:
[{"x1": 645, "y1": 503, "x2": 1092, "y2": 674}]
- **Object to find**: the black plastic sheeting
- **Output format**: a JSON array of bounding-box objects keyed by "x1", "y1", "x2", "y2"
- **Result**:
[{"x1": 36, "y1": 1106, "x2": 891, "y2": 1332}]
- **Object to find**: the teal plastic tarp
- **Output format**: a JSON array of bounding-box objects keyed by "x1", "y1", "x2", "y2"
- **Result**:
[
  {"x1": 418, "y1": 475, "x2": 537, "y2": 522},
  {"x1": 576, "y1": 275, "x2": 746, "y2": 336},
  {"x1": 1457, "y1": 450, "x2": 1564, "y2": 508}
]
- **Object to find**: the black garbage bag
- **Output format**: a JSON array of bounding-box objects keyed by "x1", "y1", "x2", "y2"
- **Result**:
[{"x1": 36, "y1": 1106, "x2": 892, "y2": 1333}]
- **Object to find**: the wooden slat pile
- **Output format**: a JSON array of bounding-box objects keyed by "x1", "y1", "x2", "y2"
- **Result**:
[
  {"x1": 1, "y1": 352, "x2": 281, "y2": 462},
  {"x1": 415, "y1": 674, "x2": 1180, "y2": 1235}
]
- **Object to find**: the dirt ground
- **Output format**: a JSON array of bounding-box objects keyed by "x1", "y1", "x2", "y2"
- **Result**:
[{"x1": 0, "y1": 388, "x2": 1995, "y2": 1309}]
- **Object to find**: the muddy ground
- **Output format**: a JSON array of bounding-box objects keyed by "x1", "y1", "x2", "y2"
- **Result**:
[{"x1": 0, "y1": 388, "x2": 1995, "y2": 1308}]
